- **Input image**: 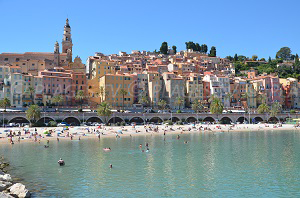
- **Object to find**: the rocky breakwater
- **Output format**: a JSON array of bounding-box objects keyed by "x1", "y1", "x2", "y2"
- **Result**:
[{"x1": 0, "y1": 157, "x2": 31, "y2": 198}]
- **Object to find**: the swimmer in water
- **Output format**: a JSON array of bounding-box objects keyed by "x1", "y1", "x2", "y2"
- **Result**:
[
  {"x1": 139, "y1": 144, "x2": 142, "y2": 148},
  {"x1": 109, "y1": 164, "x2": 112, "y2": 168},
  {"x1": 177, "y1": 135, "x2": 180, "y2": 139},
  {"x1": 184, "y1": 141, "x2": 188, "y2": 144}
]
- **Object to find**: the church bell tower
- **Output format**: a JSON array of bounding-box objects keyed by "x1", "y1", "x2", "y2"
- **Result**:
[{"x1": 62, "y1": 18, "x2": 73, "y2": 62}]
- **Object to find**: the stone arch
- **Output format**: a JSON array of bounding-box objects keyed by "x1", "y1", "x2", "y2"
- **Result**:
[
  {"x1": 36, "y1": 117, "x2": 55, "y2": 124},
  {"x1": 203, "y1": 117, "x2": 215, "y2": 123},
  {"x1": 186, "y1": 117, "x2": 197, "y2": 123},
  {"x1": 63, "y1": 117, "x2": 81, "y2": 126},
  {"x1": 170, "y1": 117, "x2": 180, "y2": 122},
  {"x1": 268, "y1": 117, "x2": 279, "y2": 123},
  {"x1": 86, "y1": 117, "x2": 103, "y2": 123},
  {"x1": 107, "y1": 116, "x2": 124, "y2": 124},
  {"x1": 149, "y1": 117, "x2": 163, "y2": 123},
  {"x1": 236, "y1": 117, "x2": 248, "y2": 123},
  {"x1": 220, "y1": 117, "x2": 232, "y2": 124},
  {"x1": 129, "y1": 117, "x2": 144, "y2": 124},
  {"x1": 8, "y1": 117, "x2": 30, "y2": 124},
  {"x1": 253, "y1": 116, "x2": 263, "y2": 123}
]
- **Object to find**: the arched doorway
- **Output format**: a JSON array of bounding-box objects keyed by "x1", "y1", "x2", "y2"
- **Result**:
[
  {"x1": 236, "y1": 117, "x2": 248, "y2": 123},
  {"x1": 36, "y1": 117, "x2": 55, "y2": 125},
  {"x1": 63, "y1": 117, "x2": 81, "y2": 126},
  {"x1": 268, "y1": 117, "x2": 279, "y2": 123},
  {"x1": 220, "y1": 117, "x2": 232, "y2": 124},
  {"x1": 170, "y1": 117, "x2": 180, "y2": 122},
  {"x1": 86, "y1": 117, "x2": 103, "y2": 123},
  {"x1": 186, "y1": 117, "x2": 197, "y2": 123},
  {"x1": 129, "y1": 117, "x2": 144, "y2": 124},
  {"x1": 203, "y1": 117, "x2": 215, "y2": 123},
  {"x1": 8, "y1": 117, "x2": 30, "y2": 124},
  {"x1": 253, "y1": 117, "x2": 263, "y2": 123},
  {"x1": 149, "y1": 117, "x2": 163, "y2": 123},
  {"x1": 107, "y1": 117, "x2": 124, "y2": 124}
]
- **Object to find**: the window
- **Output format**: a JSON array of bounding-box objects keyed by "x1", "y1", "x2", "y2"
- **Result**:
[{"x1": 4, "y1": 58, "x2": 8, "y2": 61}]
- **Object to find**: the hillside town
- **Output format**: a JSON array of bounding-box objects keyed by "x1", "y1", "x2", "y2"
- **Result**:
[{"x1": 0, "y1": 18, "x2": 299, "y2": 113}]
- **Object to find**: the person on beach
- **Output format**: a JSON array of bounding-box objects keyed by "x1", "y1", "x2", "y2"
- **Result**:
[
  {"x1": 57, "y1": 138, "x2": 59, "y2": 142},
  {"x1": 79, "y1": 136, "x2": 81, "y2": 140}
]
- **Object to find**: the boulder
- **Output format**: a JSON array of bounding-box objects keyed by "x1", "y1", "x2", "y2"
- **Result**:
[
  {"x1": 8, "y1": 183, "x2": 30, "y2": 198},
  {"x1": 0, "y1": 174, "x2": 12, "y2": 182},
  {"x1": 0, "y1": 192, "x2": 14, "y2": 198},
  {"x1": 0, "y1": 181, "x2": 12, "y2": 191}
]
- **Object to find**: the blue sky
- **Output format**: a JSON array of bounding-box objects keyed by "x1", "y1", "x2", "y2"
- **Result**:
[{"x1": 0, "y1": 0, "x2": 299, "y2": 62}]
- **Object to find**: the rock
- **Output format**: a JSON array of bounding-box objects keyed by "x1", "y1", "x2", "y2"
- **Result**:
[
  {"x1": 0, "y1": 192, "x2": 14, "y2": 198},
  {"x1": 9, "y1": 183, "x2": 30, "y2": 198},
  {"x1": 0, "y1": 174, "x2": 12, "y2": 182},
  {"x1": 0, "y1": 181, "x2": 12, "y2": 191}
]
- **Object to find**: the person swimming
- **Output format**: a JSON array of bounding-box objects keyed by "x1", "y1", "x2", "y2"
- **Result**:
[
  {"x1": 109, "y1": 164, "x2": 112, "y2": 168},
  {"x1": 58, "y1": 158, "x2": 65, "y2": 166},
  {"x1": 177, "y1": 135, "x2": 180, "y2": 139},
  {"x1": 139, "y1": 144, "x2": 142, "y2": 148}
]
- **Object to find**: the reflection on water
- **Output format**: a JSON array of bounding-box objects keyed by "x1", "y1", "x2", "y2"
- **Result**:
[{"x1": 1, "y1": 131, "x2": 300, "y2": 197}]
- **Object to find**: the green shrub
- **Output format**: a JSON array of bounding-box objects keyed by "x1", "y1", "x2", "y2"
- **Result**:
[
  {"x1": 176, "y1": 110, "x2": 182, "y2": 113},
  {"x1": 290, "y1": 110, "x2": 296, "y2": 113},
  {"x1": 48, "y1": 121, "x2": 57, "y2": 127},
  {"x1": 78, "y1": 108, "x2": 83, "y2": 112},
  {"x1": 121, "y1": 121, "x2": 126, "y2": 126},
  {"x1": 176, "y1": 121, "x2": 183, "y2": 125}
]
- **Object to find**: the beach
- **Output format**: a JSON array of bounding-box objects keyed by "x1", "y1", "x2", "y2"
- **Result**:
[{"x1": 0, "y1": 123, "x2": 299, "y2": 145}]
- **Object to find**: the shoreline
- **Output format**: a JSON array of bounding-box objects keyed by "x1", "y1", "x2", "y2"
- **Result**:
[{"x1": 0, "y1": 123, "x2": 299, "y2": 145}]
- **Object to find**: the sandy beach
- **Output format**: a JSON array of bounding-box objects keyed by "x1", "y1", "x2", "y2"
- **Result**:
[{"x1": 0, "y1": 123, "x2": 299, "y2": 145}]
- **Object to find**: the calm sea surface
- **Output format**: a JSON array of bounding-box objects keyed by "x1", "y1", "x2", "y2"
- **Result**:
[{"x1": 1, "y1": 130, "x2": 300, "y2": 197}]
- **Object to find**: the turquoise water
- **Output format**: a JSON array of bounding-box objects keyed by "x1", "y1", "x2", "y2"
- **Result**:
[{"x1": 1, "y1": 131, "x2": 300, "y2": 197}]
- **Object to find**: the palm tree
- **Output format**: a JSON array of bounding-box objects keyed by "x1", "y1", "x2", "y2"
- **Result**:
[
  {"x1": 75, "y1": 90, "x2": 85, "y2": 110},
  {"x1": 175, "y1": 97, "x2": 184, "y2": 109},
  {"x1": 224, "y1": 92, "x2": 233, "y2": 107},
  {"x1": 27, "y1": 86, "x2": 35, "y2": 105},
  {"x1": 158, "y1": 99, "x2": 167, "y2": 110},
  {"x1": 0, "y1": 97, "x2": 10, "y2": 112},
  {"x1": 26, "y1": 105, "x2": 41, "y2": 126},
  {"x1": 97, "y1": 102, "x2": 112, "y2": 124},
  {"x1": 257, "y1": 93, "x2": 267, "y2": 105},
  {"x1": 138, "y1": 93, "x2": 149, "y2": 107},
  {"x1": 270, "y1": 102, "x2": 282, "y2": 117},
  {"x1": 241, "y1": 92, "x2": 250, "y2": 108},
  {"x1": 119, "y1": 89, "x2": 128, "y2": 111},
  {"x1": 192, "y1": 99, "x2": 204, "y2": 113},
  {"x1": 210, "y1": 97, "x2": 224, "y2": 122},
  {"x1": 52, "y1": 95, "x2": 64, "y2": 107},
  {"x1": 257, "y1": 103, "x2": 270, "y2": 114}
]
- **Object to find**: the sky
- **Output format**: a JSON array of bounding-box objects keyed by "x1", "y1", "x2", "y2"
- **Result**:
[{"x1": 0, "y1": 0, "x2": 300, "y2": 62}]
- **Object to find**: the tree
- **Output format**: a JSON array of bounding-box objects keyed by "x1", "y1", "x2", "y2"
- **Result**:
[
  {"x1": 75, "y1": 90, "x2": 85, "y2": 109},
  {"x1": 210, "y1": 97, "x2": 224, "y2": 122},
  {"x1": 192, "y1": 99, "x2": 203, "y2": 113},
  {"x1": 208, "y1": 94, "x2": 218, "y2": 104},
  {"x1": 295, "y1": 53, "x2": 299, "y2": 64},
  {"x1": 276, "y1": 47, "x2": 292, "y2": 60},
  {"x1": 172, "y1": 45, "x2": 177, "y2": 54},
  {"x1": 160, "y1": 42, "x2": 168, "y2": 55},
  {"x1": 224, "y1": 92, "x2": 233, "y2": 107},
  {"x1": 234, "y1": 54, "x2": 238, "y2": 62},
  {"x1": 257, "y1": 103, "x2": 270, "y2": 114},
  {"x1": 97, "y1": 102, "x2": 112, "y2": 124},
  {"x1": 209, "y1": 46, "x2": 216, "y2": 57},
  {"x1": 138, "y1": 93, "x2": 149, "y2": 107},
  {"x1": 270, "y1": 102, "x2": 281, "y2": 117},
  {"x1": 201, "y1": 44, "x2": 208, "y2": 53},
  {"x1": 26, "y1": 105, "x2": 41, "y2": 125},
  {"x1": 252, "y1": 55, "x2": 258, "y2": 61},
  {"x1": 175, "y1": 97, "x2": 184, "y2": 109},
  {"x1": 195, "y1": 43, "x2": 201, "y2": 52},
  {"x1": 27, "y1": 86, "x2": 35, "y2": 105},
  {"x1": 0, "y1": 97, "x2": 10, "y2": 112},
  {"x1": 119, "y1": 89, "x2": 128, "y2": 111},
  {"x1": 158, "y1": 99, "x2": 167, "y2": 110},
  {"x1": 185, "y1": 41, "x2": 196, "y2": 51},
  {"x1": 52, "y1": 95, "x2": 64, "y2": 106}
]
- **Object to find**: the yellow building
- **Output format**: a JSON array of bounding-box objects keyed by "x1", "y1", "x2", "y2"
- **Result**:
[
  {"x1": 99, "y1": 73, "x2": 135, "y2": 108},
  {"x1": 91, "y1": 60, "x2": 116, "y2": 80},
  {"x1": 186, "y1": 73, "x2": 204, "y2": 106}
]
